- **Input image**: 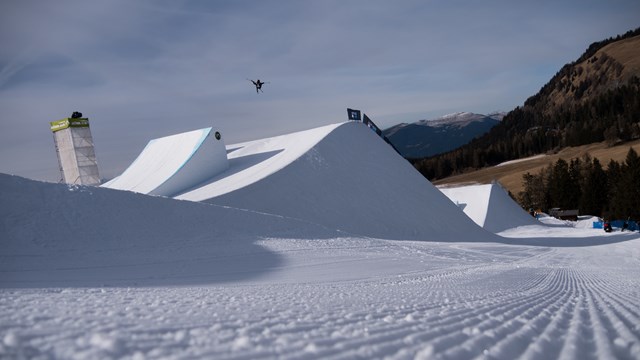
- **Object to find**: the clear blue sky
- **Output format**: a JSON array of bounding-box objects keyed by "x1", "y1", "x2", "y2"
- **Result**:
[{"x1": 1, "y1": 0, "x2": 639, "y2": 181}]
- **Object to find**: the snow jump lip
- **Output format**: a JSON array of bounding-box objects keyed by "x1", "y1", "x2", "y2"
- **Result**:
[{"x1": 102, "y1": 127, "x2": 228, "y2": 197}]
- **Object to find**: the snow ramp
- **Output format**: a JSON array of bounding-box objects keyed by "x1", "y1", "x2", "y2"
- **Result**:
[
  {"x1": 439, "y1": 183, "x2": 539, "y2": 233},
  {"x1": 178, "y1": 121, "x2": 492, "y2": 241},
  {"x1": 102, "y1": 127, "x2": 228, "y2": 197}
]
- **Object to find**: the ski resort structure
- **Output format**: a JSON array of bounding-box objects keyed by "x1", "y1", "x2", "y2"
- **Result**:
[{"x1": 49, "y1": 114, "x2": 100, "y2": 186}]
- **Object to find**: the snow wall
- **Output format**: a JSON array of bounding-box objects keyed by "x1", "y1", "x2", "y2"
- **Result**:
[{"x1": 102, "y1": 127, "x2": 228, "y2": 197}]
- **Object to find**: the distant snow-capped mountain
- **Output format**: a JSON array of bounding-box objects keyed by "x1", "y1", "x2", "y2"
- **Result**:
[{"x1": 383, "y1": 112, "x2": 504, "y2": 159}]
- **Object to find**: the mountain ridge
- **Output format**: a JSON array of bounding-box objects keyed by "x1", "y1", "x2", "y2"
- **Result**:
[{"x1": 383, "y1": 112, "x2": 504, "y2": 158}]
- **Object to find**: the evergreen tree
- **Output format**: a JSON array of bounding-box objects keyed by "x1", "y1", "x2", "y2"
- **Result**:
[
  {"x1": 579, "y1": 158, "x2": 608, "y2": 216},
  {"x1": 518, "y1": 170, "x2": 548, "y2": 211},
  {"x1": 568, "y1": 158, "x2": 583, "y2": 208},
  {"x1": 516, "y1": 149, "x2": 640, "y2": 218},
  {"x1": 615, "y1": 148, "x2": 640, "y2": 219},
  {"x1": 547, "y1": 159, "x2": 576, "y2": 209},
  {"x1": 606, "y1": 159, "x2": 623, "y2": 218}
]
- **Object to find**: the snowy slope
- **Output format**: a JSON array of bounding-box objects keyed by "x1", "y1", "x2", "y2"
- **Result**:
[
  {"x1": 0, "y1": 173, "x2": 342, "y2": 287},
  {"x1": 439, "y1": 183, "x2": 539, "y2": 233},
  {"x1": 3, "y1": 237, "x2": 640, "y2": 359},
  {"x1": 2, "y1": 119, "x2": 640, "y2": 359},
  {"x1": 1, "y1": 171, "x2": 639, "y2": 358}
]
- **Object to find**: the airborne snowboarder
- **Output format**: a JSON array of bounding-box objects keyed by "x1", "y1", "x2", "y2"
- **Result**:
[{"x1": 249, "y1": 79, "x2": 267, "y2": 93}]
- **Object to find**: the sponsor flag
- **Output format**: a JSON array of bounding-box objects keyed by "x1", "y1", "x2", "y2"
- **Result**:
[
  {"x1": 347, "y1": 108, "x2": 361, "y2": 121},
  {"x1": 363, "y1": 113, "x2": 372, "y2": 126},
  {"x1": 363, "y1": 114, "x2": 382, "y2": 135}
]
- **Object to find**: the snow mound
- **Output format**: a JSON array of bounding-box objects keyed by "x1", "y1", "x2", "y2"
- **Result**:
[
  {"x1": 439, "y1": 183, "x2": 539, "y2": 233},
  {"x1": 0, "y1": 173, "x2": 342, "y2": 287},
  {"x1": 181, "y1": 122, "x2": 492, "y2": 241}
]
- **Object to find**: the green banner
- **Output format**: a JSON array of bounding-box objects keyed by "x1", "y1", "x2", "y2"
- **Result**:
[{"x1": 50, "y1": 118, "x2": 90, "y2": 132}]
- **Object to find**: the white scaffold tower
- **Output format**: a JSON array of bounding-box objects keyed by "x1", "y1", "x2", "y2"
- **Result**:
[{"x1": 50, "y1": 112, "x2": 101, "y2": 186}]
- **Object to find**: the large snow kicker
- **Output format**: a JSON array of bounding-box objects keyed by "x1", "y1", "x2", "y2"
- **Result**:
[
  {"x1": 179, "y1": 121, "x2": 488, "y2": 241},
  {"x1": 98, "y1": 121, "x2": 491, "y2": 240},
  {"x1": 439, "y1": 183, "x2": 539, "y2": 233},
  {"x1": 102, "y1": 127, "x2": 228, "y2": 197}
]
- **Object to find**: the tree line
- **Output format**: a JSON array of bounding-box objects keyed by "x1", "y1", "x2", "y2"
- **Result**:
[{"x1": 518, "y1": 148, "x2": 640, "y2": 220}]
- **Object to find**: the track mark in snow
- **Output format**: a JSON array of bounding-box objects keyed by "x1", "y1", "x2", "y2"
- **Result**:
[{"x1": 2, "y1": 242, "x2": 640, "y2": 359}]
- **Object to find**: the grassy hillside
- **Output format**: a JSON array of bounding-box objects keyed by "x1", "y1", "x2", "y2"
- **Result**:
[{"x1": 433, "y1": 139, "x2": 640, "y2": 196}]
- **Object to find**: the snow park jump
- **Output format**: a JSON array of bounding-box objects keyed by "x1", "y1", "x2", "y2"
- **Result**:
[
  {"x1": 2, "y1": 115, "x2": 640, "y2": 359},
  {"x1": 104, "y1": 120, "x2": 485, "y2": 240},
  {"x1": 101, "y1": 127, "x2": 228, "y2": 197}
]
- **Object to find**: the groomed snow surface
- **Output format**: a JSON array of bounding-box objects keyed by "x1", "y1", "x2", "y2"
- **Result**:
[{"x1": 2, "y1": 122, "x2": 640, "y2": 359}]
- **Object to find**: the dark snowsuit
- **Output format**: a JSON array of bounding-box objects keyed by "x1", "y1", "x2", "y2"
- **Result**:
[{"x1": 252, "y1": 80, "x2": 265, "y2": 93}]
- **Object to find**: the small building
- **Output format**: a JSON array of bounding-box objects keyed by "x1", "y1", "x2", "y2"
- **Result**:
[
  {"x1": 548, "y1": 208, "x2": 579, "y2": 221},
  {"x1": 50, "y1": 113, "x2": 101, "y2": 186}
]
